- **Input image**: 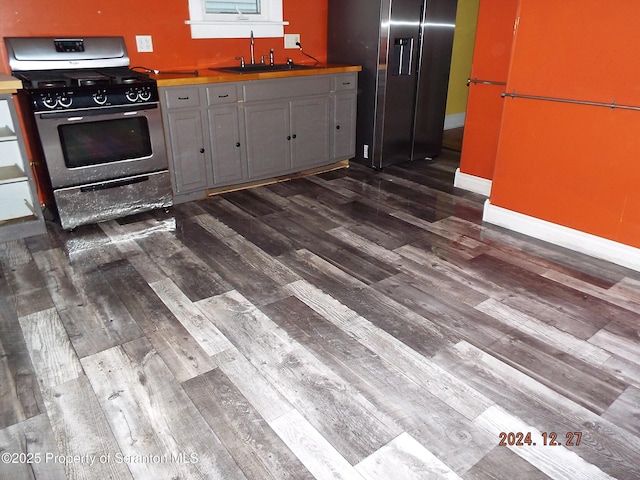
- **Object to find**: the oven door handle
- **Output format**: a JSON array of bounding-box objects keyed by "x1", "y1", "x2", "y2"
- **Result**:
[
  {"x1": 80, "y1": 175, "x2": 149, "y2": 192},
  {"x1": 38, "y1": 103, "x2": 158, "y2": 119}
]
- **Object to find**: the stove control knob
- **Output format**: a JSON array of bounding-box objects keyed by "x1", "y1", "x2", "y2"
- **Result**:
[
  {"x1": 93, "y1": 90, "x2": 108, "y2": 105},
  {"x1": 58, "y1": 94, "x2": 73, "y2": 108},
  {"x1": 125, "y1": 88, "x2": 140, "y2": 102},
  {"x1": 42, "y1": 94, "x2": 58, "y2": 109},
  {"x1": 138, "y1": 87, "x2": 152, "y2": 102}
]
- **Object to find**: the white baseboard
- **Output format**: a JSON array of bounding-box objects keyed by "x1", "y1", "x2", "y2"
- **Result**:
[
  {"x1": 444, "y1": 113, "x2": 465, "y2": 130},
  {"x1": 483, "y1": 200, "x2": 640, "y2": 272},
  {"x1": 454, "y1": 168, "x2": 492, "y2": 196}
]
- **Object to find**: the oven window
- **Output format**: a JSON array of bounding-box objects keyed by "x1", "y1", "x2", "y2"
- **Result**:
[{"x1": 58, "y1": 117, "x2": 152, "y2": 168}]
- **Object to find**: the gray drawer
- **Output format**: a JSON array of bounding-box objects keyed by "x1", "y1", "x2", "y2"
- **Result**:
[
  {"x1": 163, "y1": 87, "x2": 201, "y2": 109},
  {"x1": 242, "y1": 75, "x2": 332, "y2": 102},
  {"x1": 334, "y1": 73, "x2": 358, "y2": 91},
  {"x1": 207, "y1": 84, "x2": 239, "y2": 105}
]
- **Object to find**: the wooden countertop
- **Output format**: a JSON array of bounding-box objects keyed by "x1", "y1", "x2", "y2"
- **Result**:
[
  {"x1": 153, "y1": 64, "x2": 361, "y2": 87},
  {"x1": 0, "y1": 74, "x2": 22, "y2": 94}
]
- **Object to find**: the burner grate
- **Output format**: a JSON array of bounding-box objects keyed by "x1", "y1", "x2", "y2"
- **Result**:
[{"x1": 13, "y1": 67, "x2": 151, "y2": 89}]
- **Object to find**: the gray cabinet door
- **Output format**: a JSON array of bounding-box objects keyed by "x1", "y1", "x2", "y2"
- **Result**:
[
  {"x1": 290, "y1": 96, "x2": 331, "y2": 170},
  {"x1": 243, "y1": 101, "x2": 291, "y2": 179},
  {"x1": 208, "y1": 105, "x2": 246, "y2": 187},
  {"x1": 332, "y1": 91, "x2": 357, "y2": 160},
  {"x1": 166, "y1": 110, "x2": 209, "y2": 194}
]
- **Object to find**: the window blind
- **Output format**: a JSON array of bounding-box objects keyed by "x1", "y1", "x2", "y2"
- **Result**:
[{"x1": 205, "y1": 0, "x2": 260, "y2": 14}]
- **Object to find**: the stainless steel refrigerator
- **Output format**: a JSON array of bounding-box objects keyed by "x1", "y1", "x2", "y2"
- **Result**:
[{"x1": 328, "y1": 0, "x2": 458, "y2": 169}]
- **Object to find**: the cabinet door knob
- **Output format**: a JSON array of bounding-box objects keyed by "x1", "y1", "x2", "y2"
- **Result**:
[
  {"x1": 200, "y1": 148, "x2": 205, "y2": 153},
  {"x1": 287, "y1": 136, "x2": 291, "y2": 140},
  {"x1": 336, "y1": 125, "x2": 341, "y2": 130},
  {"x1": 292, "y1": 134, "x2": 297, "y2": 139},
  {"x1": 235, "y1": 142, "x2": 241, "y2": 147}
]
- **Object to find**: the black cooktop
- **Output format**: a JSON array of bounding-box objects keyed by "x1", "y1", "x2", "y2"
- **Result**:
[{"x1": 13, "y1": 67, "x2": 151, "y2": 89}]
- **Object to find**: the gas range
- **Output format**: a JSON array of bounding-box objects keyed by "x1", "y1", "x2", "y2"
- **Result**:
[
  {"x1": 5, "y1": 37, "x2": 159, "y2": 112},
  {"x1": 14, "y1": 69, "x2": 159, "y2": 112},
  {"x1": 3, "y1": 36, "x2": 172, "y2": 230}
]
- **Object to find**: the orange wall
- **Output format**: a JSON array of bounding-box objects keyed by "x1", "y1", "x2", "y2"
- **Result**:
[
  {"x1": 0, "y1": 0, "x2": 328, "y2": 74},
  {"x1": 490, "y1": 0, "x2": 640, "y2": 248},
  {"x1": 458, "y1": 0, "x2": 518, "y2": 180}
]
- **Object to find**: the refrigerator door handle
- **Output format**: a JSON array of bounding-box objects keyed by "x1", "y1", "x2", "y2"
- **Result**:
[{"x1": 393, "y1": 37, "x2": 414, "y2": 75}]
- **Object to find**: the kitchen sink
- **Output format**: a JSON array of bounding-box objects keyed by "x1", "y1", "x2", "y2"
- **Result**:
[{"x1": 211, "y1": 63, "x2": 319, "y2": 74}]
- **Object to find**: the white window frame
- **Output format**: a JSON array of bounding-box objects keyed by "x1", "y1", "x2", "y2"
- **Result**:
[{"x1": 186, "y1": 0, "x2": 288, "y2": 39}]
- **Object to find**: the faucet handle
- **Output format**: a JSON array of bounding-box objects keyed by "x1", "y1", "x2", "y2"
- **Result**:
[{"x1": 235, "y1": 56, "x2": 245, "y2": 67}]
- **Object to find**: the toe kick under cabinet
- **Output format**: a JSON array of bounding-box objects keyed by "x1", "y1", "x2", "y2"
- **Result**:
[
  {"x1": 160, "y1": 72, "x2": 357, "y2": 204},
  {"x1": 0, "y1": 92, "x2": 46, "y2": 242}
]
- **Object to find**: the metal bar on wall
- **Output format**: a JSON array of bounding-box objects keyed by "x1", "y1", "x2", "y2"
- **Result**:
[
  {"x1": 502, "y1": 90, "x2": 640, "y2": 112},
  {"x1": 467, "y1": 77, "x2": 507, "y2": 86}
]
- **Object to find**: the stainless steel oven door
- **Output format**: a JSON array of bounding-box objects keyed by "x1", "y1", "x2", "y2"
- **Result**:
[{"x1": 34, "y1": 103, "x2": 167, "y2": 188}]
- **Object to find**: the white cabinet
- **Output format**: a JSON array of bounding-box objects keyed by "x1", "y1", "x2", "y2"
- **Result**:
[{"x1": 0, "y1": 92, "x2": 46, "y2": 241}]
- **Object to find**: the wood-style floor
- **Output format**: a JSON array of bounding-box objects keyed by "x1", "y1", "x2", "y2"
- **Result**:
[{"x1": 2, "y1": 149, "x2": 640, "y2": 479}]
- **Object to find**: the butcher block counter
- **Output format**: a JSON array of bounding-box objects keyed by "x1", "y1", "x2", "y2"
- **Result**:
[
  {"x1": 152, "y1": 64, "x2": 361, "y2": 87},
  {"x1": 155, "y1": 64, "x2": 361, "y2": 204},
  {"x1": 0, "y1": 74, "x2": 22, "y2": 94}
]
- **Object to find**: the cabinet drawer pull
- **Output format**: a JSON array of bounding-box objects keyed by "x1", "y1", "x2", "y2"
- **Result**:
[
  {"x1": 342, "y1": 82, "x2": 351, "y2": 85},
  {"x1": 218, "y1": 94, "x2": 229, "y2": 98},
  {"x1": 178, "y1": 96, "x2": 190, "y2": 100}
]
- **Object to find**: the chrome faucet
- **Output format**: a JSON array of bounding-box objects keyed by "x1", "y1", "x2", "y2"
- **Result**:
[
  {"x1": 249, "y1": 30, "x2": 255, "y2": 65},
  {"x1": 260, "y1": 49, "x2": 275, "y2": 66}
]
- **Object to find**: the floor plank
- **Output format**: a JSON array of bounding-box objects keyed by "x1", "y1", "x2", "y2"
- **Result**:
[
  {"x1": 44, "y1": 375, "x2": 133, "y2": 479},
  {"x1": 261, "y1": 295, "x2": 494, "y2": 474},
  {"x1": 99, "y1": 259, "x2": 217, "y2": 382},
  {"x1": 183, "y1": 368, "x2": 314, "y2": 480},
  {"x1": 0, "y1": 288, "x2": 44, "y2": 428},
  {"x1": 196, "y1": 290, "x2": 402, "y2": 465},
  {"x1": 355, "y1": 432, "x2": 462, "y2": 480},
  {"x1": 285, "y1": 279, "x2": 494, "y2": 420},
  {"x1": 18, "y1": 308, "x2": 82, "y2": 390},
  {"x1": 81, "y1": 337, "x2": 247, "y2": 479},
  {"x1": 0, "y1": 413, "x2": 66, "y2": 480}
]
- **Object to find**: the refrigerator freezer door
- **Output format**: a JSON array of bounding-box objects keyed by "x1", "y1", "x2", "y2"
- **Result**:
[{"x1": 376, "y1": 0, "x2": 424, "y2": 168}]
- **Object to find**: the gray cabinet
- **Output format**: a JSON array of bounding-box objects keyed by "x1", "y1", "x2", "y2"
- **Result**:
[
  {"x1": 163, "y1": 87, "x2": 210, "y2": 202},
  {"x1": 242, "y1": 75, "x2": 333, "y2": 179},
  {"x1": 160, "y1": 71, "x2": 357, "y2": 203},
  {"x1": 244, "y1": 101, "x2": 290, "y2": 178},
  {"x1": 208, "y1": 105, "x2": 246, "y2": 186},
  {"x1": 332, "y1": 73, "x2": 358, "y2": 161},
  {"x1": 166, "y1": 109, "x2": 209, "y2": 194},
  {"x1": 290, "y1": 95, "x2": 331, "y2": 170},
  {"x1": 206, "y1": 84, "x2": 246, "y2": 186},
  {"x1": 0, "y1": 93, "x2": 46, "y2": 241}
]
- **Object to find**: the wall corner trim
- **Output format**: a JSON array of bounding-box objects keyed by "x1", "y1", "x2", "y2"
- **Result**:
[
  {"x1": 483, "y1": 200, "x2": 640, "y2": 272},
  {"x1": 454, "y1": 168, "x2": 492, "y2": 196},
  {"x1": 444, "y1": 113, "x2": 466, "y2": 130}
]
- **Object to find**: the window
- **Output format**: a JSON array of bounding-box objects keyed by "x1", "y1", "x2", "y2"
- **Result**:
[
  {"x1": 206, "y1": 0, "x2": 259, "y2": 14},
  {"x1": 186, "y1": 0, "x2": 288, "y2": 39}
]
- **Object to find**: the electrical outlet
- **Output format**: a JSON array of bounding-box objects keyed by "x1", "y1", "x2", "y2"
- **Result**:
[
  {"x1": 136, "y1": 35, "x2": 153, "y2": 53},
  {"x1": 284, "y1": 34, "x2": 300, "y2": 49}
]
